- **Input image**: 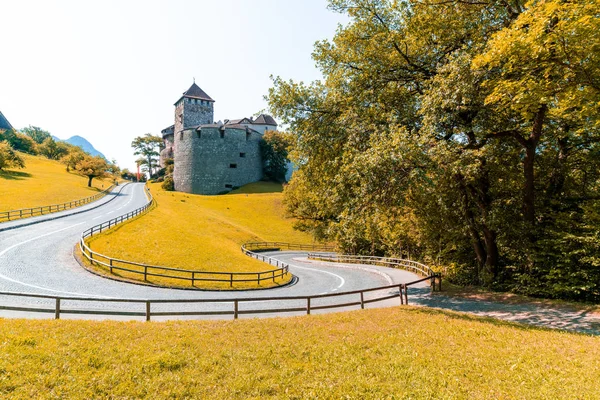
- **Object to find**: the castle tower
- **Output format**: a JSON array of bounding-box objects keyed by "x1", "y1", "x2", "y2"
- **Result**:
[{"x1": 174, "y1": 82, "x2": 214, "y2": 134}]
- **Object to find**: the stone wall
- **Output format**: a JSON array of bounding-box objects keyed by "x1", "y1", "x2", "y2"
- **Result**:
[
  {"x1": 159, "y1": 133, "x2": 174, "y2": 167},
  {"x1": 174, "y1": 98, "x2": 214, "y2": 134},
  {"x1": 173, "y1": 126, "x2": 263, "y2": 194}
]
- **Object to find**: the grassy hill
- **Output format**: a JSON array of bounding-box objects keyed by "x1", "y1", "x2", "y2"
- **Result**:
[
  {"x1": 0, "y1": 307, "x2": 597, "y2": 398},
  {"x1": 86, "y1": 182, "x2": 316, "y2": 289},
  {"x1": 0, "y1": 152, "x2": 107, "y2": 212}
]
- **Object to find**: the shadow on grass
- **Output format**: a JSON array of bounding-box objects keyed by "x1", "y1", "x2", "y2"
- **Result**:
[
  {"x1": 407, "y1": 286, "x2": 600, "y2": 336},
  {"x1": 229, "y1": 181, "x2": 283, "y2": 194},
  {"x1": 0, "y1": 170, "x2": 32, "y2": 180}
]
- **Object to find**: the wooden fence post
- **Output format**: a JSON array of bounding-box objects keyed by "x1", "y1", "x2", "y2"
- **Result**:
[
  {"x1": 145, "y1": 301, "x2": 151, "y2": 321},
  {"x1": 404, "y1": 284, "x2": 409, "y2": 305},
  {"x1": 360, "y1": 292, "x2": 365, "y2": 309},
  {"x1": 307, "y1": 298, "x2": 311, "y2": 315},
  {"x1": 234, "y1": 300, "x2": 239, "y2": 319},
  {"x1": 55, "y1": 298, "x2": 61, "y2": 319},
  {"x1": 144, "y1": 266, "x2": 148, "y2": 281},
  {"x1": 399, "y1": 285, "x2": 404, "y2": 305}
]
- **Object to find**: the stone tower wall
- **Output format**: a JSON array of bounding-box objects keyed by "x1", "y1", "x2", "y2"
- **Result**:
[
  {"x1": 173, "y1": 126, "x2": 263, "y2": 194},
  {"x1": 174, "y1": 98, "x2": 214, "y2": 134}
]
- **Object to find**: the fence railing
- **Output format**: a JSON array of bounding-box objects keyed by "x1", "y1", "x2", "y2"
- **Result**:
[
  {"x1": 0, "y1": 274, "x2": 434, "y2": 321},
  {"x1": 0, "y1": 184, "x2": 116, "y2": 222},
  {"x1": 308, "y1": 253, "x2": 442, "y2": 291},
  {"x1": 79, "y1": 191, "x2": 292, "y2": 288}
]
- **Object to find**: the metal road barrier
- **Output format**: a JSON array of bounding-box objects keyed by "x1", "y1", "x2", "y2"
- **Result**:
[{"x1": 0, "y1": 184, "x2": 116, "y2": 222}]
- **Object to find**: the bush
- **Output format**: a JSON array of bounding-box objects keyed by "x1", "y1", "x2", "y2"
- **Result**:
[{"x1": 161, "y1": 176, "x2": 174, "y2": 191}]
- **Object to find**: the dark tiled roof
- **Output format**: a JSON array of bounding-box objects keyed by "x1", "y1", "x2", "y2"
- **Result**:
[
  {"x1": 253, "y1": 114, "x2": 277, "y2": 126},
  {"x1": 225, "y1": 118, "x2": 252, "y2": 125},
  {"x1": 0, "y1": 111, "x2": 13, "y2": 130},
  {"x1": 161, "y1": 125, "x2": 174, "y2": 136},
  {"x1": 182, "y1": 82, "x2": 214, "y2": 102}
]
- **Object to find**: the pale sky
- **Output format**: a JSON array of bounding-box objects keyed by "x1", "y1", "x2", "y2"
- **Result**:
[{"x1": 0, "y1": 0, "x2": 347, "y2": 170}]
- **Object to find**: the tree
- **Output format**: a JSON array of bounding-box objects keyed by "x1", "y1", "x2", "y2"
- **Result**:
[
  {"x1": 75, "y1": 155, "x2": 109, "y2": 187},
  {"x1": 131, "y1": 134, "x2": 163, "y2": 178},
  {"x1": 268, "y1": 0, "x2": 600, "y2": 299},
  {"x1": 61, "y1": 147, "x2": 86, "y2": 172},
  {"x1": 38, "y1": 137, "x2": 70, "y2": 160},
  {"x1": 260, "y1": 131, "x2": 294, "y2": 182},
  {"x1": 20, "y1": 125, "x2": 51, "y2": 144},
  {"x1": 0, "y1": 141, "x2": 25, "y2": 170},
  {"x1": 0, "y1": 129, "x2": 37, "y2": 154}
]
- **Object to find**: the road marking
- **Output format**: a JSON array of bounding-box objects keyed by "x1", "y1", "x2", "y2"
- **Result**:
[
  {"x1": 0, "y1": 222, "x2": 118, "y2": 298},
  {"x1": 92, "y1": 216, "x2": 102, "y2": 220},
  {"x1": 288, "y1": 264, "x2": 345, "y2": 290}
]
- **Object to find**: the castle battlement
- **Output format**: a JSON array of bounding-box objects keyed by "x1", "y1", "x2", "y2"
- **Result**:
[{"x1": 161, "y1": 82, "x2": 277, "y2": 195}]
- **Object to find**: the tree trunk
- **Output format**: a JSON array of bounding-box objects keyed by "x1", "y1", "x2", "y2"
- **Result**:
[
  {"x1": 88, "y1": 176, "x2": 93, "y2": 187},
  {"x1": 523, "y1": 105, "x2": 547, "y2": 225}
]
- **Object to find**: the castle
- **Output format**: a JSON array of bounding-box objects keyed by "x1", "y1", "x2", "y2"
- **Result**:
[{"x1": 160, "y1": 82, "x2": 277, "y2": 195}]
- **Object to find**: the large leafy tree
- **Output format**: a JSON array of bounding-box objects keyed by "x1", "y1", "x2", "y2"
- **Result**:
[
  {"x1": 75, "y1": 155, "x2": 109, "y2": 187},
  {"x1": 131, "y1": 133, "x2": 163, "y2": 178},
  {"x1": 0, "y1": 141, "x2": 25, "y2": 171},
  {"x1": 20, "y1": 125, "x2": 51, "y2": 144},
  {"x1": 269, "y1": 0, "x2": 600, "y2": 299}
]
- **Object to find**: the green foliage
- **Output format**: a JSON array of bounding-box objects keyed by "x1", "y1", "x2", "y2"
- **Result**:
[
  {"x1": 269, "y1": 0, "x2": 600, "y2": 300},
  {"x1": 37, "y1": 137, "x2": 70, "y2": 160},
  {"x1": 20, "y1": 125, "x2": 51, "y2": 144},
  {"x1": 0, "y1": 141, "x2": 25, "y2": 170},
  {"x1": 260, "y1": 130, "x2": 293, "y2": 182},
  {"x1": 161, "y1": 175, "x2": 174, "y2": 191},
  {"x1": 0, "y1": 129, "x2": 37, "y2": 154},
  {"x1": 131, "y1": 133, "x2": 163, "y2": 177}
]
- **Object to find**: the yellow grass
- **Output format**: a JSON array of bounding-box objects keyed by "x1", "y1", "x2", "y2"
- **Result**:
[
  {"x1": 0, "y1": 152, "x2": 107, "y2": 211},
  {"x1": 86, "y1": 182, "x2": 316, "y2": 289},
  {"x1": 0, "y1": 307, "x2": 598, "y2": 398}
]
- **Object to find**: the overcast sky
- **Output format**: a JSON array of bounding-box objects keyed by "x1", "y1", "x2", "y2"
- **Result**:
[{"x1": 0, "y1": 0, "x2": 347, "y2": 170}]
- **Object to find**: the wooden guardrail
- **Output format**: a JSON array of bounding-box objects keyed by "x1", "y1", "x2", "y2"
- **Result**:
[
  {"x1": 0, "y1": 274, "x2": 433, "y2": 321},
  {"x1": 0, "y1": 184, "x2": 116, "y2": 222},
  {"x1": 308, "y1": 253, "x2": 442, "y2": 291},
  {"x1": 79, "y1": 190, "x2": 293, "y2": 288}
]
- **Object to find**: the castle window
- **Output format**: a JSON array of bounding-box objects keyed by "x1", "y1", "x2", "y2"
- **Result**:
[
  {"x1": 246, "y1": 132, "x2": 251, "y2": 141},
  {"x1": 179, "y1": 114, "x2": 183, "y2": 123},
  {"x1": 239, "y1": 152, "x2": 246, "y2": 158},
  {"x1": 225, "y1": 184, "x2": 233, "y2": 189},
  {"x1": 196, "y1": 130, "x2": 201, "y2": 138},
  {"x1": 229, "y1": 164, "x2": 237, "y2": 169},
  {"x1": 180, "y1": 132, "x2": 184, "y2": 140},
  {"x1": 220, "y1": 131, "x2": 225, "y2": 139}
]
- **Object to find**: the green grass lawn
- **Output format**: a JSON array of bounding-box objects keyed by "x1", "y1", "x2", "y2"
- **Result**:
[
  {"x1": 85, "y1": 182, "x2": 317, "y2": 289},
  {"x1": 0, "y1": 152, "x2": 107, "y2": 212},
  {"x1": 0, "y1": 306, "x2": 597, "y2": 398}
]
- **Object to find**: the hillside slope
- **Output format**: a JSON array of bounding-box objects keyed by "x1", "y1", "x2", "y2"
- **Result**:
[
  {"x1": 0, "y1": 307, "x2": 597, "y2": 398},
  {"x1": 0, "y1": 152, "x2": 107, "y2": 212}
]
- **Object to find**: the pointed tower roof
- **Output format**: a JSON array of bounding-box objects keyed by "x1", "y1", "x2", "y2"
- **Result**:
[
  {"x1": 0, "y1": 111, "x2": 13, "y2": 131},
  {"x1": 175, "y1": 82, "x2": 214, "y2": 105}
]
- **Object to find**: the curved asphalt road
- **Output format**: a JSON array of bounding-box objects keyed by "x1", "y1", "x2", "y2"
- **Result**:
[
  {"x1": 3, "y1": 183, "x2": 598, "y2": 334},
  {"x1": 0, "y1": 183, "x2": 427, "y2": 320}
]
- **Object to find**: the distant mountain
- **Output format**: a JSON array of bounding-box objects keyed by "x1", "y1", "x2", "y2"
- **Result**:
[{"x1": 53, "y1": 135, "x2": 107, "y2": 160}]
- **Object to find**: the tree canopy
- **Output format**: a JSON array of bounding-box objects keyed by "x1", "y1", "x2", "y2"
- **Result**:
[
  {"x1": 131, "y1": 133, "x2": 163, "y2": 178},
  {"x1": 268, "y1": 0, "x2": 600, "y2": 301}
]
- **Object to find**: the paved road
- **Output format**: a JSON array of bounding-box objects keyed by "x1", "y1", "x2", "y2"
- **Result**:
[
  {"x1": 0, "y1": 183, "x2": 425, "y2": 320},
  {"x1": 1, "y1": 182, "x2": 599, "y2": 335}
]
